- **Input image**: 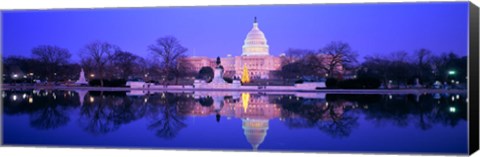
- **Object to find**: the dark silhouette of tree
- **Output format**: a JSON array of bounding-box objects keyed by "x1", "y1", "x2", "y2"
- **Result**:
[
  {"x1": 31, "y1": 45, "x2": 72, "y2": 82},
  {"x1": 149, "y1": 36, "x2": 193, "y2": 84},
  {"x1": 319, "y1": 41, "x2": 358, "y2": 78},
  {"x1": 197, "y1": 67, "x2": 214, "y2": 83},
  {"x1": 414, "y1": 48, "x2": 434, "y2": 85},
  {"x1": 78, "y1": 91, "x2": 144, "y2": 136},
  {"x1": 111, "y1": 50, "x2": 142, "y2": 79},
  {"x1": 2, "y1": 90, "x2": 76, "y2": 130},
  {"x1": 145, "y1": 93, "x2": 188, "y2": 139},
  {"x1": 2, "y1": 56, "x2": 42, "y2": 83},
  {"x1": 78, "y1": 94, "x2": 118, "y2": 135},
  {"x1": 275, "y1": 95, "x2": 358, "y2": 138},
  {"x1": 359, "y1": 55, "x2": 391, "y2": 88},
  {"x1": 80, "y1": 41, "x2": 119, "y2": 86},
  {"x1": 277, "y1": 49, "x2": 324, "y2": 82},
  {"x1": 148, "y1": 106, "x2": 187, "y2": 139},
  {"x1": 30, "y1": 105, "x2": 70, "y2": 130},
  {"x1": 198, "y1": 96, "x2": 214, "y2": 107},
  {"x1": 317, "y1": 103, "x2": 358, "y2": 138}
]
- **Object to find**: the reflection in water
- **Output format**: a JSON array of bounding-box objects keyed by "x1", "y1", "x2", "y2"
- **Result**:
[
  {"x1": 2, "y1": 90, "x2": 468, "y2": 153},
  {"x1": 144, "y1": 93, "x2": 189, "y2": 139}
]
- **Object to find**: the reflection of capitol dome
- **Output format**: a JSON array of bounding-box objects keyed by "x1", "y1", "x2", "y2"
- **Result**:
[
  {"x1": 242, "y1": 119, "x2": 269, "y2": 151},
  {"x1": 242, "y1": 17, "x2": 269, "y2": 56}
]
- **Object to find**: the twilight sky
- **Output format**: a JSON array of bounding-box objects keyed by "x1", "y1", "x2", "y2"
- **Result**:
[{"x1": 2, "y1": 2, "x2": 469, "y2": 62}]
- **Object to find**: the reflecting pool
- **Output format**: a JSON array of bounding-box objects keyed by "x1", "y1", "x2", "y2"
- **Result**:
[{"x1": 2, "y1": 90, "x2": 468, "y2": 154}]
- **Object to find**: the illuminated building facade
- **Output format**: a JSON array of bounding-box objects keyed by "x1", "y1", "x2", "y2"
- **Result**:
[{"x1": 182, "y1": 17, "x2": 283, "y2": 79}]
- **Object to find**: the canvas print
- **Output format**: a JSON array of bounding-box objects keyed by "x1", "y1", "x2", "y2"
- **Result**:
[{"x1": 1, "y1": 2, "x2": 471, "y2": 155}]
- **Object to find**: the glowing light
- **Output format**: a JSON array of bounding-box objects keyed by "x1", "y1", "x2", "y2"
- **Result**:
[
  {"x1": 456, "y1": 95, "x2": 460, "y2": 100},
  {"x1": 389, "y1": 95, "x2": 392, "y2": 99},
  {"x1": 144, "y1": 98, "x2": 148, "y2": 103},
  {"x1": 29, "y1": 97, "x2": 33, "y2": 104},
  {"x1": 90, "y1": 74, "x2": 95, "y2": 78},
  {"x1": 242, "y1": 93, "x2": 250, "y2": 112},
  {"x1": 22, "y1": 94, "x2": 27, "y2": 99},
  {"x1": 13, "y1": 74, "x2": 18, "y2": 78},
  {"x1": 449, "y1": 107, "x2": 456, "y2": 113},
  {"x1": 241, "y1": 64, "x2": 250, "y2": 84},
  {"x1": 90, "y1": 96, "x2": 94, "y2": 103},
  {"x1": 12, "y1": 95, "x2": 17, "y2": 101},
  {"x1": 451, "y1": 96, "x2": 455, "y2": 101},
  {"x1": 448, "y1": 70, "x2": 456, "y2": 75}
]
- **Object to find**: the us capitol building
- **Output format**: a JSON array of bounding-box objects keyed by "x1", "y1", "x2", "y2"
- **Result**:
[{"x1": 182, "y1": 17, "x2": 283, "y2": 79}]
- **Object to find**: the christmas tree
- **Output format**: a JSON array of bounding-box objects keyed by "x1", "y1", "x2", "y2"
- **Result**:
[{"x1": 241, "y1": 64, "x2": 250, "y2": 84}]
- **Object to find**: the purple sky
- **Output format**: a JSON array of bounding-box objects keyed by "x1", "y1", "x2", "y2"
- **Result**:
[{"x1": 2, "y1": 2, "x2": 469, "y2": 63}]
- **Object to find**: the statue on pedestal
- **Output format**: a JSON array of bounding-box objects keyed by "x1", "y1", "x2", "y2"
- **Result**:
[{"x1": 210, "y1": 56, "x2": 227, "y2": 84}]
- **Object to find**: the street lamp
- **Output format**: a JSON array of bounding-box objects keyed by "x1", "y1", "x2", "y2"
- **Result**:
[
  {"x1": 12, "y1": 74, "x2": 19, "y2": 84},
  {"x1": 448, "y1": 70, "x2": 456, "y2": 75},
  {"x1": 449, "y1": 107, "x2": 456, "y2": 113}
]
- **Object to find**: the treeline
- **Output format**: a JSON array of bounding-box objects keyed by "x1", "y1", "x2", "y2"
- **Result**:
[
  {"x1": 3, "y1": 36, "x2": 196, "y2": 85},
  {"x1": 358, "y1": 50, "x2": 466, "y2": 88},
  {"x1": 277, "y1": 42, "x2": 467, "y2": 89},
  {"x1": 3, "y1": 37, "x2": 467, "y2": 89}
]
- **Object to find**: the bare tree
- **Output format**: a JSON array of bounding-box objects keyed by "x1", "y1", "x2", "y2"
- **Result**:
[
  {"x1": 319, "y1": 41, "x2": 358, "y2": 78},
  {"x1": 281, "y1": 48, "x2": 311, "y2": 65},
  {"x1": 80, "y1": 41, "x2": 119, "y2": 86},
  {"x1": 31, "y1": 45, "x2": 72, "y2": 81},
  {"x1": 414, "y1": 48, "x2": 433, "y2": 85},
  {"x1": 111, "y1": 51, "x2": 141, "y2": 79},
  {"x1": 148, "y1": 36, "x2": 189, "y2": 84}
]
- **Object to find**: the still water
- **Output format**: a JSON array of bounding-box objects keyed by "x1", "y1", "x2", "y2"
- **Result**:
[{"x1": 2, "y1": 90, "x2": 468, "y2": 154}]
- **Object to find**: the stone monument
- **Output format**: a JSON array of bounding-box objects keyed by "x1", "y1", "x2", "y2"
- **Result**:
[
  {"x1": 210, "y1": 57, "x2": 227, "y2": 84},
  {"x1": 413, "y1": 78, "x2": 422, "y2": 88},
  {"x1": 75, "y1": 68, "x2": 88, "y2": 85},
  {"x1": 193, "y1": 57, "x2": 235, "y2": 89}
]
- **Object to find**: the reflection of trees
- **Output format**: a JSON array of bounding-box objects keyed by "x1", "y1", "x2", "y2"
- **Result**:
[
  {"x1": 79, "y1": 91, "x2": 142, "y2": 135},
  {"x1": 275, "y1": 96, "x2": 358, "y2": 138},
  {"x1": 144, "y1": 93, "x2": 194, "y2": 139},
  {"x1": 316, "y1": 103, "x2": 358, "y2": 138},
  {"x1": 3, "y1": 90, "x2": 77, "y2": 130},
  {"x1": 276, "y1": 93, "x2": 467, "y2": 137},
  {"x1": 339, "y1": 94, "x2": 467, "y2": 130},
  {"x1": 147, "y1": 105, "x2": 186, "y2": 139},
  {"x1": 30, "y1": 105, "x2": 70, "y2": 130},
  {"x1": 198, "y1": 96, "x2": 214, "y2": 107}
]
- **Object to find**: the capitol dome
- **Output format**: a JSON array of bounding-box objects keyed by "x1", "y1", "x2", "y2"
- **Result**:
[
  {"x1": 242, "y1": 17, "x2": 270, "y2": 56},
  {"x1": 242, "y1": 119, "x2": 269, "y2": 151}
]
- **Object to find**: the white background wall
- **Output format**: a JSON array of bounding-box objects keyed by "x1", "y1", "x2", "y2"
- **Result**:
[{"x1": 0, "y1": 0, "x2": 478, "y2": 157}]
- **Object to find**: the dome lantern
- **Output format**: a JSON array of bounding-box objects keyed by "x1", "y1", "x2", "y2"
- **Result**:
[{"x1": 242, "y1": 17, "x2": 269, "y2": 56}]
